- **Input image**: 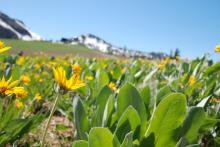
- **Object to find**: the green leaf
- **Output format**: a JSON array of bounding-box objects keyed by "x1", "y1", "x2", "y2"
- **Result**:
[
  {"x1": 95, "y1": 69, "x2": 109, "y2": 90},
  {"x1": 115, "y1": 106, "x2": 141, "y2": 143},
  {"x1": 140, "y1": 86, "x2": 151, "y2": 109},
  {"x1": 145, "y1": 93, "x2": 187, "y2": 147},
  {"x1": 55, "y1": 124, "x2": 69, "y2": 131},
  {"x1": 88, "y1": 127, "x2": 115, "y2": 147},
  {"x1": 120, "y1": 132, "x2": 133, "y2": 147},
  {"x1": 117, "y1": 83, "x2": 147, "y2": 123},
  {"x1": 102, "y1": 95, "x2": 115, "y2": 127},
  {"x1": 96, "y1": 85, "x2": 112, "y2": 125},
  {"x1": 74, "y1": 98, "x2": 90, "y2": 140},
  {"x1": 72, "y1": 140, "x2": 88, "y2": 147},
  {"x1": 200, "y1": 118, "x2": 220, "y2": 132},
  {"x1": 0, "y1": 114, "x2": 44, "y2": 145},
  {"x1": 203, "y1": 62, "x2": 220, "y2": 76},
  {"x1": 178, "y1": 107, "x2": 206, "y2": 144},
  {"x1": 196, "y1": 96, "x2": 211, "y2": 107},
  {"x1": 143, "y1": 68, "x2": 157, "y2": 84},
  {"x1": 156, "y1": 86, "x2": 172, "y2": 105},
  {"x1": 0, "y1": 101, "x2": 21, "y2": 129}
]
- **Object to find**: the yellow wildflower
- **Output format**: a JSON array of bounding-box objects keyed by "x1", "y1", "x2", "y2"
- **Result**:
[
  {"x1": 53, "y1": 66, "x2": 85, "y2": 91},
  {"x1": 108, "y1": 82, "x2": 117, "y2": 92},
  {"x1": 15, "y1": 99, "x2": 23, "y2": 109},
  {"x1": 164, "y1": 57, "x2": 172, "y2": 64},
  {"x1": 85, "y1": 76, "x2": 94, "y2": 81},
  {"x1": 20, "y1": 75, "x2": 31, "y2": 85},
  {"x1": 215, "y1": 44, "x2": 220, "y2": 52},
  {"x1": 34, "y1": 74, "x2": 40, "y2": 80},
  {"x1": 6, "y1": 87, "x2": 28, "y2": 98},
  {"x1": 158, "y1": 63, "x2": 165, "y2": 70},
  {"x1": 35, "y1": 93, "x2": 42, "y2": 102},
  {"x1": 39, "y1": 78, "x2": 43, "y2": 83},
  {"x1": 72, "y1": 63, "x2": 81, "y2": 75},
  {"x1": 189, "y1": 76, "x2": 196, "y2": 86},
  {"x1": 16, "y1": 57, "x2": 25, "y2": 65},
  {"x1": 0, "y1": 76, "x2": 18, "y2": 96},
  {"x1": 34, "y1": 63, "x2": 41, "y2": 70},
  {"x1": 0, "y1": 40, "x2": 11, "y2": 53}
]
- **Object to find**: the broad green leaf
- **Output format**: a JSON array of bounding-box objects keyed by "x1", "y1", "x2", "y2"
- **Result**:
[
  {"x1": 145, "y1": 93, "x2": 187, "y2": 147},
  {"x1": 140, "y1": 86, "x2": 151, "y2": 109},
  {"x1": 117, "y1": 83, "x2": 147, "y2": 122},
  {"x1": 88, "y1": 127, "x2": 114, "y2": 147},
  {"x1": 115, "y1": 106, "x2": 141, "y2": 143},
  {"x1": 74, "y1": 98, "x2": 90, "y2": 140},
  {"x1": 102, "y1": 95, "x2": 115, "y2": 127},
  {"x1": 112, "y1": 66, "x2": 122, "y2": 79},
  {"x1": 95, "y1": 69, "x2": 109, "y2": 90},
  {"x1": 96, "y1": 85, "x2": 112, "y2": 124},
  {"x1": 178, "y1": 107, "x2": 206, "y2": 144},
  {"x1": 156, "y1": 86, "x2": 172, "y2": 105},
  {"x1": 72, "y1": 140, "x2": 88, "y2": 147}
]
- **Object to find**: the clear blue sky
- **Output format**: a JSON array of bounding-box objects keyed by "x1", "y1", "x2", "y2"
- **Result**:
[{"x1": 0, "y1": 0, "x2": 220, "y2": 60}]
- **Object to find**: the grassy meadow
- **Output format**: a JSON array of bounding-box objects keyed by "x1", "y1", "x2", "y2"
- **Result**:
[{"x1": 0, "y1": 40, "x2": 219, "y2": 147}]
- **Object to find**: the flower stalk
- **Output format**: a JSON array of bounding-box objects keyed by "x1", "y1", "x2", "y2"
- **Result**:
[{"x1": 40, "y1": 93, "x2": 60, "y2": 147}]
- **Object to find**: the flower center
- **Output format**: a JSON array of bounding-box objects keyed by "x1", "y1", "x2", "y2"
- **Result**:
[{"x1": 0, "y1": 86, "x2": 7, "y2": 93}]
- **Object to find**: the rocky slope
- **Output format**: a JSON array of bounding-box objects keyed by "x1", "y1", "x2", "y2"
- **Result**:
[{"x1": 0, "y1": 11, "x2": 41, "y2": 40}]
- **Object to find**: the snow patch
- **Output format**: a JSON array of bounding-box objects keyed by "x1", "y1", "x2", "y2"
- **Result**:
[{"x1": 15, "y1": 20, "x2": 42, "y2": 40}]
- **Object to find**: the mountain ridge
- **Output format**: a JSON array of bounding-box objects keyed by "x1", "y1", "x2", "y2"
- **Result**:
[
  {"x1": 0, "y1": 11, "x2": 41, "y2": 40},
  {"x1": 60, "y1": 34, "x2": 167, "y2": 59}
]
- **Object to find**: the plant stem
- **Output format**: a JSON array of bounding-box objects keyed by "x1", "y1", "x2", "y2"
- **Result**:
[{"x1": 40, "y1": 94, "x2": 60, "y2": 147}]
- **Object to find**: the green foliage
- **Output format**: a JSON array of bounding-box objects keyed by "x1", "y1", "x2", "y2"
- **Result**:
[
  {"x1": 145, "y1": 93, "x2": 187, "y2": 147},
  {"x1": 0, "y1": 45, "x2": 219, "y2": 146}
]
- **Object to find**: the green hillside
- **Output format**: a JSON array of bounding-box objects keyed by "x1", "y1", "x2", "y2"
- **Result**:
[{"x1": 1, "y1": 39, "x2": 111, "y2": 58}]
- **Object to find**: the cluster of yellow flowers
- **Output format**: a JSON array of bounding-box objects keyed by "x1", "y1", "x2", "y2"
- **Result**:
[
  {"x1": 0, "y1": 41, "x2": 28, "y2": 109},
  {"x1": 0, "y1": 76, "x2": 28, "y2": 108}
]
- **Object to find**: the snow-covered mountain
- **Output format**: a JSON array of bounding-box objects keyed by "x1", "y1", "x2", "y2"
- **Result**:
[
  {"x1": 0, "y1": 11, "x2": 42, "y2": 40},
  {"x1": 61, "y1": 34, "x2": 166, "y2": 59}
]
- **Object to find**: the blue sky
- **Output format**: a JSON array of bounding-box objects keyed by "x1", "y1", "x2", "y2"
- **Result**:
[{"x1": 0, "y1": 0, "x2": 220, "y2": 60}]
